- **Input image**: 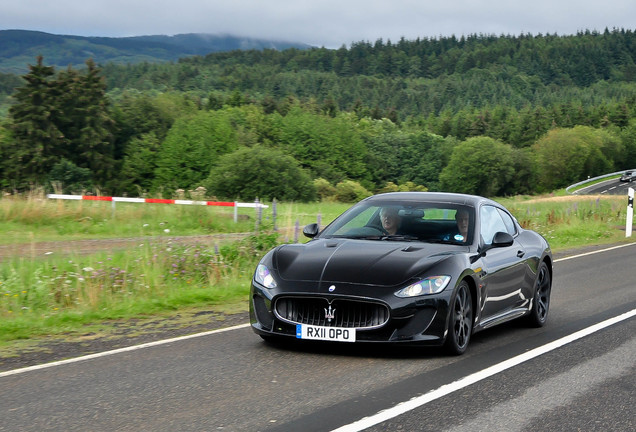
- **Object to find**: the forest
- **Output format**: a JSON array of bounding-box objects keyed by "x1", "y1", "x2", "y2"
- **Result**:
[{"x1": 1, "y1": 28, "x2": 636, "y2": 201}]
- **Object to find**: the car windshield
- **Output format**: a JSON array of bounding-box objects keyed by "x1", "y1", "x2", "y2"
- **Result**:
[{"x1": 320, "y1": 201, "x2": 475, "y2": 245}]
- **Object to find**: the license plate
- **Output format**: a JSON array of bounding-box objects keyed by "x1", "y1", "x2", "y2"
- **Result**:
[{"x1": 296, "y1": 324, "x2": 356, "y2": 342}]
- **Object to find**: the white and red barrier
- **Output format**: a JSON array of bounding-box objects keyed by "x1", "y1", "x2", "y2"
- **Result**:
[{"x1": 47, "y1": 194, "x2": 267, "y2": 222}]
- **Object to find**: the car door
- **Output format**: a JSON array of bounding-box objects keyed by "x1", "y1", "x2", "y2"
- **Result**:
[{"x1": 478, "y1": 205, "x2": 527, "y2": 321}]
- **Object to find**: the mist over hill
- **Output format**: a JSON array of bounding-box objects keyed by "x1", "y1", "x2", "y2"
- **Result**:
[{"x1": 0, "y1": 30, "x2": 313, "y2": 74}]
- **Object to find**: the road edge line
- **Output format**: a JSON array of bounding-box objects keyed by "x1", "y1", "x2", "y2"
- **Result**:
[
  {"x1": 330, "y1": 308, "x2": 636, "y2": 432},
  {"x1": 2, "y1": 241, "x2": 633, "y2": 378},
  {"x1": 0, "y1": 323, "x2": 250, "y2": 378}
]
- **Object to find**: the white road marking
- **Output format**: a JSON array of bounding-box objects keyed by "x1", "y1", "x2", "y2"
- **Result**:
[
  {"x1": 1, "y1": 242, "x2": 634, "y2": 378},
  {"x1": 0, "y1": 323, "x2": 250, "y2": 378},
  {"x1": 554, "y1": 242, "x2": 636, "y2": 262},
  {"x1": 445, "y1": 334, "x2": 636, "y2": 432},
  {"x1": 331, "y1": 309, "x2": 636, "y2": 432}
]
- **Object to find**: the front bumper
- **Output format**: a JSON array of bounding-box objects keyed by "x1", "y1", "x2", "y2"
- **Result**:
[{"x1": 249, "y1": 281, "x2": 452, "y2": 345}]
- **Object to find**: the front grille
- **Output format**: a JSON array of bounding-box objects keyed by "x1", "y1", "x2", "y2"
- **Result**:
[{"x1": 274, "y1": 297, "x2": 389, "y2": 329}]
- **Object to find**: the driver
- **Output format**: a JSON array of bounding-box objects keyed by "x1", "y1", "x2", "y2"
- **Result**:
[{"x1": 380, "y1": 207, "x2": 402, "y2": 235}]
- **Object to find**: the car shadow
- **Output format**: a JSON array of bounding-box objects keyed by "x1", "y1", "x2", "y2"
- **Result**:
[{"x1": 257, "y1": 317, "x2": 544, "y2": 359}]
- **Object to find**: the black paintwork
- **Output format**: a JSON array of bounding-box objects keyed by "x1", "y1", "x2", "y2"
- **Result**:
[{"x1": 250, "y1": 192, "x2": 552, "y2": 353}]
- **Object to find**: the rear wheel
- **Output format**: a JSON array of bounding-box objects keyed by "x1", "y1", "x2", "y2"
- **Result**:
[
  {"x1": 526, "y1": 262, "x2": 551, "y2": 327},
  {"x1": 445, "y1": 280, "x2": 473, "y2": 355}
]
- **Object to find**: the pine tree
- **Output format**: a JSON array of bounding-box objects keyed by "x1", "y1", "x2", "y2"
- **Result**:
[
  {"x1": 70, "y1": 59, "x2": 115, "y2": 186},
  {"x1": 7, "y1": 56, "x2": 66, "y2": 186}
]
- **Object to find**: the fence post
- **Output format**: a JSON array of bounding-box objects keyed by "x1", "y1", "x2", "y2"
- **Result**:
[
  {"x1": 272, "y1": 199, "x2": 278, "y2": 231},
  {"x1": 234, "y1": 202, "x2": 238, "y2": 223},
  {"x1": 627, "y1": 187, "x2": 634, "y2": 238},
  {"x1": 317, "y1": 211, "x2": 322, "y2": 231},
  {"x1": 255, "y1": 198, "x2": 262, "y2": 233},
  {"x1": 294, "y1": 219, "x2": 300, "y2": 243}
]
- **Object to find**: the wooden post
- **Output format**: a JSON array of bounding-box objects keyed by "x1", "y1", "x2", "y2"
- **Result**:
[
  {"x1": 272, "y1": 198, "x2": 278, "y2": 231},
  {"x1": 255, "y1": 198, "x2": 261, "y2": 233}
]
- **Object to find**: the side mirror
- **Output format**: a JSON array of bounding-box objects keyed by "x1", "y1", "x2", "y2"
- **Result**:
[
  {"x1": 491, "y1": 231, "x2": 514, "y2": 248},
  {"x1": 303, "y1": 223, "x2": 320, "y2": 238}
]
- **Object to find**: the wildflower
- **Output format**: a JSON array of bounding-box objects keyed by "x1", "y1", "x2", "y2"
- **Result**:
[
  {"x1": 83, "y1": 267, "x2": 94, "y2": 272},
  {"x1": 164, "y1": 229, "x2": 170, "y2": 233},
  {"x1": 143, "y1": 223, "x2": 149, "y2": 227}
]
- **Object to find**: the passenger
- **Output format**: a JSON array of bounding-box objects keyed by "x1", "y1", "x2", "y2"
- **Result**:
[
  {"x1": 380, "y1": 207, "x2": 402, "y2": 235},
  {"x1": 454, "y1": 208, "x2": 470, "y2": 242}
]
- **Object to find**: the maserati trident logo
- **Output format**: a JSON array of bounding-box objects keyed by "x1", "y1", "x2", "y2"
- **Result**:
[{"x1": 324, "y1": 305, "x2": 336, "y2": 322}]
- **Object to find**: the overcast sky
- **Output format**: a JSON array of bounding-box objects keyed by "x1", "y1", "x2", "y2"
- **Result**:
[{"x1": 2, "y1": 0, "x2": 635, "y2": 48}]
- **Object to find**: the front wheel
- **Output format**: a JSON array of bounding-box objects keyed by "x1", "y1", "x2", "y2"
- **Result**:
[
  {"x1": 525, "y1": 262, "x2": 551, "y2": 327},
  {"x1": 445, "y1": 280, "x2": 473, "y2": 355}
]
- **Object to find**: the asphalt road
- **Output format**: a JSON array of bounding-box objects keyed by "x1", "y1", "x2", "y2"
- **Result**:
[
  {"x1": 1, "y1": 244, "x2": 635, "y2": 432},
  {"x1": 573, "y1": 177, "x2": 635, "y2": 196}
]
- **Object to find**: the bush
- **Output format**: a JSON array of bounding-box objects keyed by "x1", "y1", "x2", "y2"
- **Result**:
[
  {"x1": 48, "y1": 159, "x2": 93, "y2": 194},
  {"x1": 334, "y1": 180, "x2": 372, "y2": 202},
  {"x1": 206, "y1": 145, "x2": 316, "y2": 202},
  {"x1": 313, "y1": 178, "x2": 337, "y2": 200}
]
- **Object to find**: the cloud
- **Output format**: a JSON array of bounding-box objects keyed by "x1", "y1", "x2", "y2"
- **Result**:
[{"x1": 1, "y1": 0, "x2": 635, "y2": 48}]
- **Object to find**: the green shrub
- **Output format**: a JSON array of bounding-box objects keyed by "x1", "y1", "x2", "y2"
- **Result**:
[{"x1": 334, "y1": 180, "x2": 372, "y2": 202}]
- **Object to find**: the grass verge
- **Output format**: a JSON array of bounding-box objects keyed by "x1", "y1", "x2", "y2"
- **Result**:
[{"x1": 0, "y1": 193, "x2": 634, "y2": 346}]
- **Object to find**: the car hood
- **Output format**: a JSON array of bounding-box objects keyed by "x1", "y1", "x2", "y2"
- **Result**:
[{"x1": 272, "y1": 238, "x2": 459, "y2": 287}]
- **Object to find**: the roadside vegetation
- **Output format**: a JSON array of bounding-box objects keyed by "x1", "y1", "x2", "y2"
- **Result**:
[
  {"x1": 1, "y1": 29, "x2": 636, "y2": 348},
  {"x1": 2, "y1": 30, "x2": 636, "y2": 201},
  {"x1": 0, "y1": 193, "x2": 633, "y2": 345}
]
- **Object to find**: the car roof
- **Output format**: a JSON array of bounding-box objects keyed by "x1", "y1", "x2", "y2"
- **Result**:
[{"x1": 364, "y1": 192, "x2": 500, "y2": 208}]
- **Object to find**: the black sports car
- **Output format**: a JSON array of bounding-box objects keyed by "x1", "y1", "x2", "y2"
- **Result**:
[{"x1": 249, "y1": 192, "x2": 552, "y2": 354}]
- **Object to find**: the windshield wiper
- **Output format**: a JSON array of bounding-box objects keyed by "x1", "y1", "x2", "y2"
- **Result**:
[
  {"x1": 324, "y1": 234, "x2": 383, "y2": 240},
  {"x1": 380, "y1": 235, "x2": 420, "y2": 241},
  {"x1": 424, "y1": 238, "x2": 462, "y2": 245}
]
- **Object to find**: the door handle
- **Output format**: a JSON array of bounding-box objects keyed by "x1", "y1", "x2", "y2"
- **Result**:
[{"x1": 517, "y1": 250, "x2": 525, "y2": 258}]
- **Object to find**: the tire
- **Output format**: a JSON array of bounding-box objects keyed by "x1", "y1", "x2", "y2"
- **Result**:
[
  {"x1": 525, "y1": 261, "x2": 551, "y2": 327},
  {"x1": 445, "y1": 280, "x2": 473, "y2": 355}
]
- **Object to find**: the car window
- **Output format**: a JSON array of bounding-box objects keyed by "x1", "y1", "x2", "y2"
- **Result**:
[
  {"x1": 497, "y1": 208, "x2": 517, "y2": 236},
  {"x1": 329, "y1": 206, "x2": 378, "y2": 235},
  {"x1": 480, "y1": 205, "x2": 508, "y2": 245},
  {"x1": 320, "y1": 202, "x2": 474, "y2": 244}
]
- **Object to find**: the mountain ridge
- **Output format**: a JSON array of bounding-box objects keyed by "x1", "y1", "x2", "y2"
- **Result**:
[{"x1": 0, "y1": 29, "x2": 313, "y2": 74}]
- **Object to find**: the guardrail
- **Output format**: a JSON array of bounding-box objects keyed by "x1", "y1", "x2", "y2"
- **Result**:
[
  {"x1": 566, "y1": 169, "x2": 636, "y2": 194},
  {"x1": 46, "y1": 194, "x2": 268, "y2": 223}
]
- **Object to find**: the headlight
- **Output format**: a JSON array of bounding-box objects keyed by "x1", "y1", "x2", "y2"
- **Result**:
[
  {"x1": 254, "y1": 264, "x2": 277, "y2": 289},
  {"x1": 395, "y1": 276, "x2": 451, "y2": 297}
]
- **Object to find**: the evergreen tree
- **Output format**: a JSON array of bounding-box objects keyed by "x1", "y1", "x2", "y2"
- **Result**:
[
  {"x1": 7, "y1": 56, "x2": 65, "y2": 186},
  {"x1": 58, "y1": 59, "x2": 116, "y2": 187}
]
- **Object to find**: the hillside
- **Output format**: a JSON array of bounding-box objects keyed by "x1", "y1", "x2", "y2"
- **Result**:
[
  {"x1": 2, "y1": 28, "x2": 636, "y2": 198},
  {"x1": 0, "y1": 30, "x2": 313, "y2": 74}
]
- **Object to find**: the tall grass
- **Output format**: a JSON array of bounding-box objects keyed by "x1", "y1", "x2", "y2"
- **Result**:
[
  {"x1": 0, "y1": 191, "x2": 349, "y2": 244},
  {"x1": 502, "y1": 195, "x2": 630, "y2": 250},
  {"x1": 0, "y1": 232, "x2": 279, "y2": 342},
  {"x1": 0, "y1": 192, "x2": 633, "y2": 343}
]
